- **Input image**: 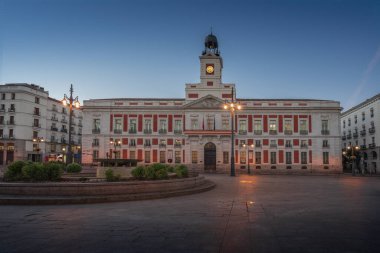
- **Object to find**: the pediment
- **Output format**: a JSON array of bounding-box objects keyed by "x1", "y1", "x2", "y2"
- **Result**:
[{"x1": 183, "y1": 95, "x2": 225, "y2": 109}]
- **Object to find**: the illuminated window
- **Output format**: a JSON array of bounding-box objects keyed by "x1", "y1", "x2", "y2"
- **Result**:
[{"x1": 192, "y1": 151, "x2": 197, "y2": 164}]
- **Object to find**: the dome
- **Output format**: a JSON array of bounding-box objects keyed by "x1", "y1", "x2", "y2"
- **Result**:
[{"x1": 204, "y1": 33, "x2": 218, "y2": 49}]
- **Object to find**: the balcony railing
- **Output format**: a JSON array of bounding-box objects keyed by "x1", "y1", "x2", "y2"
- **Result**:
[
  {"x1": 51, "y1": 117, "x2": 58, "y2": 121},
  {"x1": 129, "y1": 143, "x2": 136, "y2": 147},
  {"x1": 129, "y1": 129, "x2": 137, "y2": 134},
  {"x1": 0, "y1": 135, "x2": 15, "y2": 140},
  {"x1": 342, "y1": 136, "x2": 346, "y2": 140},
  {"x1": 255, "y1": 143, "x2": 261, "y2": 148},
  {"x1": 269, "y1": 130, "x2": 277, "y2": 135},
  {"x1": 269, "y1": 144, "x2": 277, "y2": 148},
  {"x1": 254, "y1": 130, "x2": 262, "y2": 135},
  {"x1": 369, "y1": 127, "x2": 375, "y2": 134},
  {"x1": 159, "y1": 144, "x2": 166, "y2": 148},
  {"x1": 285, "y1": 144, "x2": 292, "y2": 148},
  {"x1": 360, "y1": 145, "x2": 367, "y2": 150},
  {"x1": 174, "y1": 129, "x2": 182, "y2": 134},
  {"x1": 50, "y1": 138, "x2": 57, "y2": 143},
  {"x1": 301, "y1": 144, "x2": 308, "y2": 149},
  {"x1": 360, "y1": 130, "x2": 366, "y2": 136},
  {"x1": 346, "y1": 134, "x2": 352, "y2": 139},
  {"x1": 51, "y1": 126, "x2": 58, "y2": 131},
  {"x1": 92, "y1": 142, "x2": 99, "y2": 147},
  {"x1": 33, "y1": 123, "x2": 41, "y2": 128},
  {"x1": 159, "y1": 129, "x2": 167, "y2": 134},
  {"x1": 239, "y1": 130, "x2": 247, "y2": 135},
  {"x1": 60, "y1": 128, "x2": 68, "y2": 133},
  {"x1": 114, "y1": 129, "x2": 122, "y2": 134},
  {"x1": 0, "y1": 109, "x2": 5, "y2": 113},
  {"x1": 369, "y1": 143, "x2": 376, "y2": 149},
  {"x1": 353, "y1": 132, "x2": 358, "y2": 138},
  {"x1": 144, "y1": 129, "x2": 152, "y2": 134},
  {"x1": 300, "y1": 130, "x2": 308, "y2": 135},
  {"x1": 321, "y1": 130, "x2": 330, "y2": 135},
  {"x1": 174, "y1": 143, "x2": 182, "y2": 148},
  {"x1": 61, "y1": 119, "x2": 68, "y2": 124},
  {"x1": 92, "y1": 128, "x2": 100, "y2": 134},
  {"x1": 284, "y1": 130, "x2": 293, "y2": 135},
  {"x1": 52, "y1": 107, "x2": 58, "y2": 112},
  {"x1": 61, "y1": 139, "x2": 66, "y2": 144},
  {"x1": 34, "y1": 111, "x2": 40, "y2": 116},
  {"x1": 322, "y1": 144, "x2": 330, "y2": 148},
  {"x1": 144, "y1": 143, "x2": 151, "y2": 147},
  {"x1": 7, "y1": 121, "x2": 15, "y2": 125},
  {"x1": 8, "y1": 108, "x2": 15, "y2": 113}
]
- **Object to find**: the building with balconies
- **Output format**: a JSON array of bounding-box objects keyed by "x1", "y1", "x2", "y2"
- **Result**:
[
  {"x1": 82, "y1": 33, "x2": 342, "y2": 173},
  {"x1": 0, "y1": 83, "x2": 83, "y2": 164},
  {"x1": 341, "y1": 93, "x2": 380, "y2": 173}
]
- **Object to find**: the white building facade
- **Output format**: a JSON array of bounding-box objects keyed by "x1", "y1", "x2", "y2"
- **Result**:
[
  {"x1": 341, "y1": 94, "x2": 379, "y2": 173},
  {"x1": 0, "y1": 83, "x2": 83, "y2": 164},
  {"x1": 82, "y1": 34, "x2": 342, "y2": 173}
]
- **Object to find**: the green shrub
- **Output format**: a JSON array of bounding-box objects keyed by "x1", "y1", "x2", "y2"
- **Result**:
[
  {"x1": 174, "y1": 165, "x2": 188, "y2": 178},
  {"x1": 22, "y1": 163, "x2": 48, "y2": 181},
  {"x1": 167, "y1": 166, "x2": 174, "y2": 173},
  {"x1": 44, "y1": 162, "x2": 64, "y2": 181},
  {"x1": 131, "y1": 166, "x2": 145, "y2": 179},
  {"x1": 66, "y1": 163, "x2": 82, "y2": 173},
  {"x1": 155, "y1": 168, "x2": 168, "y2": 179},
  {"x1": 4, "y1": 161, "x2": 28, "y2": 181},
  {"x1": 144, "y1": 166, "x2": 156, "y2": 180},
  {"x1": 105, "y1": 168, "x2": 121, "y2": 182}
]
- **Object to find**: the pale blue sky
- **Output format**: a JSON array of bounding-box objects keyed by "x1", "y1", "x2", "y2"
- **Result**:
[{"x1": 1, "y1": 0, "x2": 380, "y2": 111}]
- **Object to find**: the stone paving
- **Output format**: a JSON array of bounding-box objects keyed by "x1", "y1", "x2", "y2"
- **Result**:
[{"x1": 1, "y1": 174, "x2": 380, "y2": 253}]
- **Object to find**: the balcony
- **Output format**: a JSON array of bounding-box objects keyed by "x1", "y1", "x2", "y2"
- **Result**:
[
  {"x1": 159, "y1": 129, "x2": 167, "y2": 134},
  {"x1": 342, "y1": 136, "x2": 346, "y2": 140},
  {"x1": 50, "y1": 137, "x2": 57, "y2": 143},
  {"x1": 353, "y1": 132, "x2": 359, "y2": 138},
  {"x1": 159, "y1": 144, "x2": 166, "y2": 148},
  {"x1": 255, "y1": 143, "x2": 261, "y2": 148},
  {"x1": 8, "y1": 108, "x2": 15, "y2": 113},
  {"x1": 369, "y1": 127, "x2": 375, "y2": 134},
  {"x1": 322, "y1": 144, "x2": 330, "y2": 148},
  {"x1": 129, "y1": 129, "x2": 137, "y2": 134},
  {"x1": 285, "y1": 144, "x2": 292, "y2": 148},
  {"x1": 114, "y1": 129, "x2": 122, "y2": 134},
  {"x1": 51, "y1": 126, "x2": 58, "y2": 131},
  {"x1": 270, "y1": 144, "x2": 277, "y2": 148},
  {"x1": 33, "y1": 111, "x2": 40, "y2": 116},
  {"x1": 360, "y1": 145, "x2": 367, "y2": 150},
  {"x1": 174, "y1": 129, "x2": 182, "y2": 134},
  {"x1": 7, "y1": 121, "x2": 15, "y2": 125},
  {"x1": 284, "y1": 130, "x2": 293, "y2": 135},
  {"x1": 33, "y1": 123, "x2": 41, "y2": 128},
  {"x1": 60, "y1": 128, "x2": 68, "y2": 133},
  {"x1": 144, "y1": 143, "x2": 151, "y2": 147},
  {"x1": 369, "y1": 143, "x2": 376, "y2": 149},
  {"x1": 144, "y1": 129, "x2": 152, "y2": 134},
  {"x1": 78, "y1": 132, "x2": 82, "y2": 136},
  {"x1": 1, "y1": 135, "x2": 14, "y2": 140},
  {"x1": 269, "y1": 130, "x2": 277, "y2": 135},
  {"x1": 92, "y1": 142, "x2": 99, "y2": 147},
  {"x1": 92, "y1": 128, "x2": 100, "y2": 134},
  {"x1": 174, "y1": 143, "x2": 182, "y2": 148},
  {"x1": 129, "y1": 143, "x2": 136, "y2": 147},
  {"x1": 61, "y1": 119, "x2": 68, "y2": 124},
  {"x1": 51, "y1": 117, "x2": 58, "y2": 122},
  {"x1": 239, "y1": 130, "x2": 247, "y2": 135},
  {"x1": 301, "y1": 144, "x2": 308, "y2": 149},
  {"x1": 346, "y1": 133, "x2": 352, "y2": 139},
  {"x1": 300, "y1": 130, "x2": 308, "y2": 135},
  {"x1": 360, "y1": 130, "x2": 366, "y2": 136},
  {"x1": 61, "y1": 139, "x2": 66, "y2": 144},
  {"x1": 254, "y1": 130, "x2": 262, "y2": 135},
  {"x1": 321, "y1": 130, "x2": 330, "y2": 135},
  {"x1": 0, "y1": 109, "x2": 5, "y2": 113}
]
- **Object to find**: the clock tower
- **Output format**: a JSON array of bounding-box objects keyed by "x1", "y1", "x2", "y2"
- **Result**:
[{"x1": 185, "y1": 32, "x2": 236, "y2": 101}]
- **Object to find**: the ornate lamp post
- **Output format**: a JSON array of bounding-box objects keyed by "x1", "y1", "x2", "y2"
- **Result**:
[
  {"x1": 346, "y1": 145, "x2": 360, "y2": 176},
  {"x1": 243, "y1": 143, "x2": 254, "y2": 175},
  {"x1": 32, "y1": 137, "x2": 44, "y2": 162},
  {"x1": 109, "y1": 140, "x2": 121, "y2": 160},
  {"x1": 62, "y1": 84, "x2": 80, "y2": 165},
  {"x1": 223, "y1": 88, "x2": 241, "y2": 176}
]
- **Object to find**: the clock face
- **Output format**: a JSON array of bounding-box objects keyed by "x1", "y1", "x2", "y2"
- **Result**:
[{"x1": 206, "y1": 65, "x2": 214, "y2": 74}]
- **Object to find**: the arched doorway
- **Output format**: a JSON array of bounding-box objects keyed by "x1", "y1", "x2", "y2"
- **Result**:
[{"x1": 204, "y1": 142, "x2": 216, "y2": 171}]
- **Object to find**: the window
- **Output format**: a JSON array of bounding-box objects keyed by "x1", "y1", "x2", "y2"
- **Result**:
[
  {"x1": 323, "y1": 152, "x2": 329, "y2": 164},
  {"x1": 240, "y1": 151, "x2": 246, "y2": 164},
  {"x1": 52, "y1": 104, "x2": 57, "y2": 111},
  {"x1": 343, "y1": 120, "x2": 345, "y2": 128},
  {"x1": 34, "y1": 118, "x2": 39, "y2": 127},
  {"x1": 191, "y1": 119, "x2": 198, "y2": 130},
  {"x1": 354, "y1": 115, "x2": 357, "y2": 124},
  {"x1": 323, "y1": 140, "x2": 329, "y2": 147},
  {"x1": 301, "y1": 140, "x2": 307, "y2": 148},
  {"x1": 207, "y1": 117, "x2": 214, "y2": 130},
  {"x1": 285, "y1": 140, "x2": 292, "y2": 147},
  {"x1": 363, "y1": 139, "x2": 366, "y2": 146},
  {"x1": 348, "y1": 118, "x2": 351, "y2": 126},
  {"x1": 145, "y1": 151, "x2": 150, "y2": 163},
  {"x1": 0, "y1": 104, "x2": 4, "y2": 111},
  {"x1": 362, "y1": 112, "x2": 365, "y2": 121},
  {"x1": 286, "y1": 152, "x2": 292, "y2": 164},
  {"x1": 144, "y1": 119, "x2": 152, "y2": 132},
  {"x1": 0, "y1": 129, "x2": 3, "y2": 138},
  {"x1": 9, "y1": 129, "x2": 14, "y2": 138},
  {"x1": 223, "y1": 151, "x2": 229, "y2": 164},
  {"x1": 270, "y1": 152, "x2": 276, "y2": 164},
  {"x1": 114, "y1": 118, "x2": 122, "y2": 131},
  {"x1": 160, "y1": 151, "x2": 166, "y2": 163},
  {"x1": 93, "y1": 150, "x2": 99, "y2": 160},
  {"x1": 270, "y1": 140, "x2": 277, "y2": 147},
  {"x1": 255, "y1": 139, "x2": 261, "y2": 147},
  {"x1": 254, "y1": 120, "x2": 262, "y2": 133},
  {"x1": 129, "y1": 139, "x2": 136, "y2": 146},
  {"x1": 355, "y1": 140, "x2": 358, "y2": 146},
  {"x1": 34, "y1": 107, "x2": 40, "y2": 115},
  {"x1": 192, "y1": 151, "x2": 197, "y2": 164},
  {"x1": 9, "y1": 116, "x2": 14, "y2": 125},
  {"x1": 1, "y1": 93, "x2": 5, "y2": 100},
  {"x1": 35, "y1": 97, "x2": 40, "y2": 104},
  {"x1": 129, "y1": 119, "x2": 137, "y2": 132},
  {"x1": 284, "y1": 120, "x2": 292, "y2": 132},
  {"x1": 130, "y1": 151, "x2": 136, "y2": 159},
  {"x1": 255, "y1": 152, "x2": 261, "y2": 164},
  {"x1": 175, "y1": 151, "x2": 181, "y2": 163},
  {"x1": 301, "y1": 152, "x2": 307, "y2": 164},
  {"x1": 174, "y1": 139, "x2": 181, "y2": 147},
  {"x1": 174, "y1": 120, "x2": 182, "y2": 132},
  {"x1": 93, "y1": 138, "x2": 99, "y2": 146},
  {"x1": 239, "y1": 120, "x2": 247, "y2": 133},
  {"x1": 0, "y1": 116, "x2": 3, "y2": 124},
  {"x1": 159, "y1": 139, "x2": 166, "y2": 147},
  {"x1": 159, "y1": 119, "x2": 167, "y2": 131},
  {"x1": 269, "y1": 120, "x2": 277, "y2": 131},
  {"x1": 300, "y1": 120, "x2": 307, "y2": 132},
  {"x1": 10, "y1": 104, "x2": 15, "y2": 112},
  {"x1": 144, "y1": 139, "x2": 151, "y2": 147},
  {"x1": 33, "y1": 131, "x2": 38, "y2": 138},
  {"x1": 222, "y1": 119, "x2": 229, "y2": 130},
  {"x1": 372, "y1": 137, "x2": 375, "y2": 144},
  {"x1": 370, "y1": 108, "x2": 374, "y2": 118},
  {"x1": 11, "y1": 93, "x2": 15, "y2": 100},
  {"x1": 50, "y1": 144, "x2": 56, "y2": 152}
]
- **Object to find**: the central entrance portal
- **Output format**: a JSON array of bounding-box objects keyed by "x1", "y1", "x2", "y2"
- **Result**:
[{"x1": 204, "y1": 142, "x2": 216, "y2": 171}]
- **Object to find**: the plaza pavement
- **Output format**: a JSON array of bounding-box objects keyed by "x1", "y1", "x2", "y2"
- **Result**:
[{"x1": 1, "y1": 174, "x2": 380, "y2": 253}]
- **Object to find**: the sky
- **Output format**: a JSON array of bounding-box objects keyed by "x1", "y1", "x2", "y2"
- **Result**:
[{"x1": 1, "y1": 0, "x2": 380, "y2": 111}]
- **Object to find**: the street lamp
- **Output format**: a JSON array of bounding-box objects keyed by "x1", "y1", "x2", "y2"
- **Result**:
[
  {"x1": 223, "y1": 88, "x2": 241, "y2": 177},
  {"x1": 32, "y1": 137, "x2": 44, "y2": 162},
  {"x1": 62, "y1": 84, "x2": 80, "y2": 165},
  {"x1": 345, "y1": 145, "x2": 360, "y2": 176},
  {"x1": 243, "y1": 143, "x2": 254, "y2": 175},
  {"x1": 110, "y1": 140, "x2": 121, "y2": 160}
]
